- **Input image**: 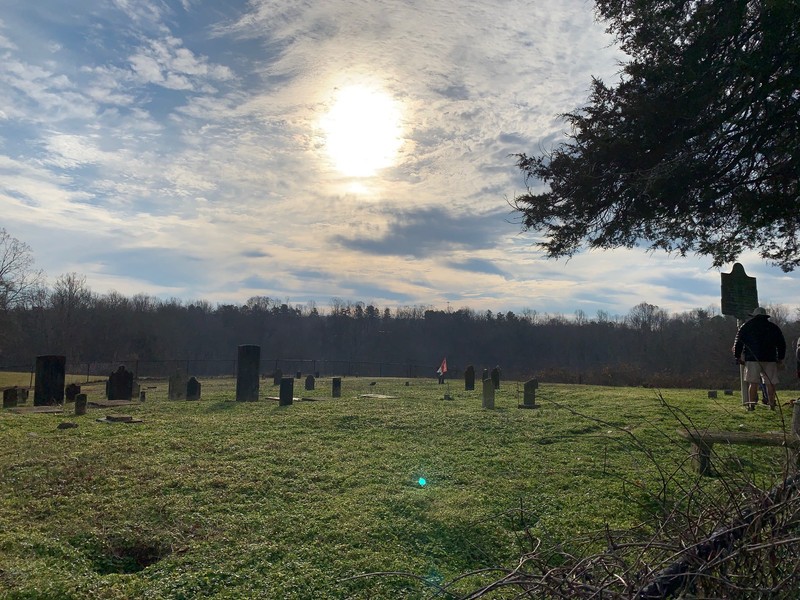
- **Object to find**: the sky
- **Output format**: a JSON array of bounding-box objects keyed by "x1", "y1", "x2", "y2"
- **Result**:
[{"x1": 1, "y1": 0, "x2": 798, "y2": 319}]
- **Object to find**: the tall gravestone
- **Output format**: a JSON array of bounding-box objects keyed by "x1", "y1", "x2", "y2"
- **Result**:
[
  {"x1": 721, "y1": 263, "x2": 759, "y2": 407},
  {"x1": 186, "y1": 377, "x2": 201, "y2": 401},
  {"x1": 332, "y1": 377, "x2": 342, "y2": 398},
  {"x1": 305, "y1": 375, "x2": 315, "y2": 391},
  {"x1": 106, "y1": 366, "x2": 134, "y2": 400},
  {"x1": 491, "y1": 366, "x2": 501, "y2": 390},
  {"x1": 169, "y1": 370, "x2": 188, "y2": 400},
  {"x1": 34, "y1": 355, "x2": 66, "y2": 406},
  {"x1": 236, "y1": 344, "x2": 260, "y2": 402},
  {"x1": 482, "y1": 368, "x2": 489, "y2": 382},
  {"x1": 279, "y1": 377, "x2": 294, "y2": 406},
  {"x1": 464, "y1": 365, "x2": 475, "y2": 391},
  {"x1": 482, "y1": 378, "x2": 495, "y2": 409},
  {"x1": 520, "y1": 379, "x2": 539, "y2": 409}
]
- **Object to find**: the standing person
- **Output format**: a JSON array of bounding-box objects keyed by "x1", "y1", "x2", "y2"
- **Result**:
[{"x1": 732, "y1": 307, "x2": 787, "y2": 410}]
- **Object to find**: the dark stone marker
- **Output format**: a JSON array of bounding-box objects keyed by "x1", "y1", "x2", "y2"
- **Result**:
[
  {"x1": 482, "y1": 378, "x2": 495, "y2": 409},
  {"x1": 169, "y1": 370, "x2": 187, "y2": 400},
  {"x1": 482, "y1": 368, "x2": 489, "y2": 381},
  {"x1": 707, "y1": 390, "x2": 718, "y2": 398},
  {"x1": 3, "y1": 387, "x2": 19, "y2": 409},
  {"x1": 295, "y1": 371, "x2": 302, "y2": 379},
  {"x1": 74, "y1": 393, "x2": 87, "y2": 416},
  {"x1": 279, "y1": 377, "x2": 294, "y2": 406},
  {"x1": 464, "y1": 365, "x2": 475, "y2": 391},
  {"x1": 491, "y1": 366, "x2": 501, "y2": 390},
  {"x1": 65, "y1": 383, "x2": 81, "y2": 403},
  {"x1": 19, "y1": 388, "x2": 28, "y2": 403},
  {"x1": 139, "y1": 391, "x2": 146, "y2": 402},
  {"x1": 186, "y1": 377, "x2": 201, "y2": 401},
  {"x1": 273, "y1": 368, "x2": 283, "y2": 386},
  {"x1": 520, "y1": 379, "x2": 539, "y2": 409},
  {"x1": 236, "y1": 344, "x2": 260, "y2": 402},
  {"x1": 724, "y1": 390, "x2": 734, "y2": 395},
  {"x1": 106, "y1": 366, "x2": 134, "y2": 400},
  {"x1": 305, "y1": 375, "x2": 315, "y2": 391},
  {"x1": 34, "y1": 355, "x2": 66, "y2": 406},
  {"x1": 332, "y1": 377, "x2": 342, "y2": 398}
]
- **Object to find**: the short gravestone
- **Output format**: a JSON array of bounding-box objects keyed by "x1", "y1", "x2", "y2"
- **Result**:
[
  {"x1": 3, "y1": 387, "x2": 19, "y2": 409},
  {"x1": 132, "y1": 381, "x2": 140, "y2": 399},
  {"x1": 279, "y1": 377, "x2": 294, "y2": 406},
  {"x1": 332, "y1": 377, "x2": 342, "y2": 398},
  {"x1": 464, "y1": 365, "x2": 475, "y2": 391},
  {"x1": 74, "y1": 393, "x2": 87, "y2": 416},
  {"x1": 305, "y1": 375, "x2": 315, "y2": 391},
  {"x1": 19, "y1": 388, "x2": 28, "y2": 403},
  {"x1": 724, "y1": 390, "x2": 734, "y2": 396},
  {"x1": 34, "y1": 355, "x2": 66, "y2": 406},
  {"x1": 482, "y1": 378, "x2": 495, "y2": 409},
  {"x1": 708, "y1": 390, "x2": 718, "y2": 399},
  {"x1": 295, "y1": 371, "x2": 302, "y2": 379},
  {"x1": 520, "y1": 379, "x2": 539, "y2": 409},
  {"x1": 139, "y1": 391, "x2": 146, "y2": 402},
  {"x1": 186, "y1": 377, "x2": 201, "y2": 401},
  {"x1": 236, "y1": 344, "x2": 260, "y2": 402},
  {"x1": 273, "y1": 368, "x2": 283, "y2": 386},
  {"x1": 106, "y1": 366, "x2": 134, "y2": 400},
  {"x1": 65, "y1": 383, "x2": 81, "y2": 403},
  {"x1": 491, "y1": 366, "x2": 501, "y2": 390},
  {"x1": 169, "y1": 370, "x2": 188, "y2": 400}
]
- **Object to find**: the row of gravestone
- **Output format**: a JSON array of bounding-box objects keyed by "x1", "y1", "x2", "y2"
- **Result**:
[{"x1": 464, "y1": 365, "x2": 501, "y2": 391}]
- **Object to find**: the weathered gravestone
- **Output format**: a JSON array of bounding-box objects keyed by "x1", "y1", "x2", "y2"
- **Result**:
[
  {"x1": 520, "y1": 379, "x2": 539, "y2": 409},
  {"x1": 3, "y1": 387, "x2": 19, "y2": 409},
  {"x1": 236, "y1": 344, "x2": 260, "y2": 402},
  {"x1": 491, "y1": 366, "x2": 501, "y2": 390},
  {"x1": 482, "y1": 378, "x2": 495, "y2": 409},
  {"x1": 332, "y1": 377, "x2": 342, "y2": 398},
  {"x1": 34, "y1": 355, "x2": 66, "y2": 406},
  {"x1": 295, "y1": 371, "x2": 301, "y2": 379},
  {"x1": 305, "y1": 375, "x2": 315, "y2": 391},
  {"x1": 273, "y1": 368, "x2": 283, "y2": 386},
  {"x1": 65, "y1": 383, "x2": 81, "y2": 403},
  {"x1": 169, "y1": 370, "x2": 188, "y2": 401},
  {"x1": 708, "y1": 390, "x2": 718, "y2": 399},
  {"x1": 74, "y1": 393, "x2": 87, "y2": 416},
  {"x1": 482, "y1": 368, "x2": 489, "y2": 382},
  {"x1": 464, "y1": 365, "x2": 475, "y2": 391},
  {"x1": 279, "y1": 377, "x2": 294, "y2": 406},
  {"x1": 106, "y1": 366, "x2": 134, "y2": 401},
  {"x1": 186, "y1": 377, "x2": 201, "y2": 401}
]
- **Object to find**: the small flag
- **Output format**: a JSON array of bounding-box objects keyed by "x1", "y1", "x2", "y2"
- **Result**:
[{"x1": 437, "y1": 357, "x2": 448, "y2": 376}]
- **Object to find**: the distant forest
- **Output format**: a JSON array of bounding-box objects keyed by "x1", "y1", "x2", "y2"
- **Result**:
[{"x1": 1, "y1": 273, "x2": 799, "y2": 389}]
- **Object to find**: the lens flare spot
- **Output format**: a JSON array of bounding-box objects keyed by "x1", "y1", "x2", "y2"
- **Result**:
[{"x1": 418, "y1": 477, "x2": 427, "y2": 487}]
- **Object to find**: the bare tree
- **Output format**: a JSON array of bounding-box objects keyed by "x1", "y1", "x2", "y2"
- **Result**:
[{"x1": 0, "y1": 228, "x2": 44, "y2": 311}]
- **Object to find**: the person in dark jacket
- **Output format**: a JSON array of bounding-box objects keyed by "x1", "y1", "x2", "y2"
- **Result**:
[{"x1": 732, "y1": 307, "x2": 786, "y2": 409}]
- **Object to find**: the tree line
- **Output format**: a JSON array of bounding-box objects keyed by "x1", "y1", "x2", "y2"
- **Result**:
[{"x1": 1, "y1": 270, "x2": 798, "y2": 388}]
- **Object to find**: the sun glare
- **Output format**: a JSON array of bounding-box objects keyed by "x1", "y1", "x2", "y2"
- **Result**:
[{"x1": 321, "y1": 85, "x2": 403, "y2": 177}]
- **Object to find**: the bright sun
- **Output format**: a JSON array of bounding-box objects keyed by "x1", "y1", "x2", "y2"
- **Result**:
[{"x1": 321, "y1": 85, "x2": 403, "y2": 177}]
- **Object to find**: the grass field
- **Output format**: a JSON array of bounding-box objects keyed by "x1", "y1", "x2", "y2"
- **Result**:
[{"x1": 2, "y1": 375, "x2": 799, "y2": 599}]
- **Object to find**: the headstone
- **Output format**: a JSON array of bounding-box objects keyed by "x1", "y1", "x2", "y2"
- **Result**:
[
  {"x1": 34, "y1": 355, "x2": 66, "y2": 406},
  {"x1": 279, "y1": 377, "x2": 294, "y2": 406},
  {"x1": 139, "y1": 391, "x2": 146, "y2": 402},
  {"x1": 186, "y1": 377, "x2": 201, "y2": 401},
  {"x1": 305, "y1": 375, "x2": 315, "y2": 391},
  {"x1": 131, "y1": 381, "x2": 140, "y2": 399},
  {"x1": 106, "y1": 366, "x2": 134, "y2": 400},
  {"x1": 720, "y1": 263, "x2": 759, "y2": 320},
  {"x1": 169, "y1": 370, "x2": 188, "y2": 400},
  {"x1": 74, "y1": 393, "x2": 87, "y2": 416},
  {"x1": 491, "y1": 366, "x2": 501, "y2": 390},
  {"x1": 3, "y1": 387, "x2": 19, "y2": 409},
  {"x1": 724, "y1": 390, "x2": 734, "y2": 396},
  {"x1": 236, "y1": 344, "x2": 260, "y2": 402},
  {"x1": 520, "y1": 379, "x2": 539, "y2": 408},
  {"x1": 273, "y1": 368, "x2": 283, "y2": 386},
  {"x1": 65, "y1": 383, "x2": 81, "y2": 403},
  {"x1": 19, "y1": 388, "x2": 28, "y2": 403},
  {"x1": 295, "y1": 371, "x2": 301, "y2": 379},
  {"x1": 707, "y1": 390, "x2": 718, "y2": 398},
  {"x1": 482, "y1": 378, "x2": 495, "y2": 409},
  {"x1": 464, "y1": 365, "x2": 475, "y2": 391},
  {"x1": 332, "y1": 377, "x2": 342, "y2": 398},
  {"x1": 482, "y1": 368, "x2": 489, "y2": 381}
]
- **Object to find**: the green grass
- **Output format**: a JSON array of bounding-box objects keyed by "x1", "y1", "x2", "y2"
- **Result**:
[{"x1": 1, "y1": 377, "x2": 798, "y2": 599}]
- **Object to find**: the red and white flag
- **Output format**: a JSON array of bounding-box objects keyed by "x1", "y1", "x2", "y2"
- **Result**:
[{"x1": 437, "y1": 357, "x2": 448, "y2": 376}]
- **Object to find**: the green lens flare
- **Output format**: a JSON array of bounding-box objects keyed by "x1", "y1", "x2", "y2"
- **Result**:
[{"x1": 418, "y1": 477, "x2": 427, "y2": 487}]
